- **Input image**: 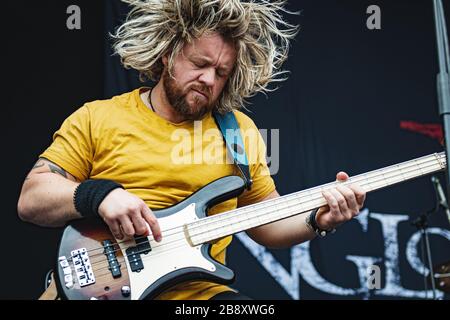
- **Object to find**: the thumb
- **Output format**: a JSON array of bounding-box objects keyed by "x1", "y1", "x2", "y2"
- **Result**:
[{"x1": 336, "y1": 171, "x2": 349, "y2": 182}]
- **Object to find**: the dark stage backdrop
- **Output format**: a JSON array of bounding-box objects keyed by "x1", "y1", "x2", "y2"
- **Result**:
[{"x1": 3, "y1": 0, "x2": 449, "y2": 300}]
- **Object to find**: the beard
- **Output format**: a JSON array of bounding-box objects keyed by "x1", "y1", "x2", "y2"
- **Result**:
[{"x1": 163, "y1": 69, "x2": 216, "y2": 121}]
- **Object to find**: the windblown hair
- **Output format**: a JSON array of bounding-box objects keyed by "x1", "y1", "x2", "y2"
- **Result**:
[{"x1": 112, "y1": 0, "x2": 298, "y2": 113}]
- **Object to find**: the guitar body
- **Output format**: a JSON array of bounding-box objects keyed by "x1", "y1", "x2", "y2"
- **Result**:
[{"x1": 55, "y1": 176, "x2": 246, "y2": 300}]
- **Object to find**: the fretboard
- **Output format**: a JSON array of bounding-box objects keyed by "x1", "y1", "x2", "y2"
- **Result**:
[{"x1": 186, "y1": 152, "x2": 446, "y2": 246}]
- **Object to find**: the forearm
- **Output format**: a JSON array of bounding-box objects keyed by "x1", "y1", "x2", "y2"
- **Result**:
[
  {"x1": 248, "y1": 211, "x2": 316, "y2": 249},
  {"x1": 18, "y1": 173, "x2": 81, "y2": 227}
]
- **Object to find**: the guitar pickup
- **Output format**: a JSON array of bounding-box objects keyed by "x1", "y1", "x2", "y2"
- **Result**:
[
  {"x1": 102, "y1": 240, "x2": 122, "y2": 278},
  {"x1": 135, "y1": 236, "x2": 151, "y2": 255},
  {"x1": 125, "y1": 236, "x2": 151, "y2": 273},
  {"x1": 126, "y1": 247, "x2": 144, "y2": 272}
]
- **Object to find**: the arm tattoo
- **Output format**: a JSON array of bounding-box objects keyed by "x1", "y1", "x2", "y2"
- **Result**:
[
  {"x1": 28, "y1": 158, "x2": 76, "y2": 181},
  {"x1": 48, "y1": 163, "x2": 68, "y2": 178},
  {"x1": 32, "y1": 161, "x2": 45, "y2": 169},
  {"x1": 26, "y1": 160, "x2": 45, "y2": 181}
]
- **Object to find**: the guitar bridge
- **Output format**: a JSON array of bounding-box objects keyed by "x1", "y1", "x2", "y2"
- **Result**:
[{"x1": 71, "y1": 248, "x2": 96, "y2": 287}]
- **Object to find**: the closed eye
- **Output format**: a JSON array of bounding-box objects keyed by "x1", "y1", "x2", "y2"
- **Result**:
[
  {"x1": 190, "y1": 57, "x2": 230, "y2": 77},
  {"x1": 194, "y1": 62, "x2": 206, "y2": 68},
  {"x1": 191, "y1": 58, "x2": 207, "y2": 69}
]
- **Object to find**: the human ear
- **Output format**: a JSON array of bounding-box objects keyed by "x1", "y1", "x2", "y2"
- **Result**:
[{"x1": 162, "y1": 54, "x2": 169, "y2": 67}]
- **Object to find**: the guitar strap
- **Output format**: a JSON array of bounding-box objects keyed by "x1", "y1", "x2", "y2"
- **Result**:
[{"x1": 213, "y1": 111, "x2": 253, "y2": 190}]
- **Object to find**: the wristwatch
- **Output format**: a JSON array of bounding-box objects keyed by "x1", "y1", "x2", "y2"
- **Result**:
[{"x1": 305, "y1": 209, "x2": 336, "y2": 238}]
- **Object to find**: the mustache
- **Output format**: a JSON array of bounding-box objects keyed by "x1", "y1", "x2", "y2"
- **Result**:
[{"x1": 189, "y1": 85, "x2": 211, "y2": 99}]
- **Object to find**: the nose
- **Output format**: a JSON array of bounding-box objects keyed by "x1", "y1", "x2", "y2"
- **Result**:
[{"x1": 198, "y1": 67, "x2": 215, "y2": 88}]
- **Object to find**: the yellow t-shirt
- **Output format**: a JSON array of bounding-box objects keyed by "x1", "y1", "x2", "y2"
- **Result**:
[{"x1": 40, "y1": 87, "x2": 276, "y2": 300}]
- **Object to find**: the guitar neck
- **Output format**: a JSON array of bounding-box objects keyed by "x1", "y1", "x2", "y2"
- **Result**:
[{"x1": 186, "y1": 152, "x2": 446, "y2": 246}]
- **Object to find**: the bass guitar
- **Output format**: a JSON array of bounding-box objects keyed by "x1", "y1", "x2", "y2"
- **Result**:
[{"x1": 55, "y1": 152, "x2": 446, "y2": 300}]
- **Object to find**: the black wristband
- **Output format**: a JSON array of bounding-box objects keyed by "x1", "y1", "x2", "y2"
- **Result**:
[
  {"x1": 307, "y1": 209, "x2": 336, "y2": 238},
  {"x1": 74, "y1": 179, "x2": 124, "y2": 218}
]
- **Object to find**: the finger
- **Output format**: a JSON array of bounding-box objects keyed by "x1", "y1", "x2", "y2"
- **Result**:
[
  {"x1": 142, "y1": 204, "x2": 162, "y2": 242},
  {"x1": 119, "y1": 216, "x2": 136, "y2": 237},
  {"x1": 315, "y1": 205, "x2": 331, "y2": 229},
  {"x1": 108, "y1": 220, "x2": 124, "y2": 240},
  {"x1": 329, "y1": 188, "x2": 351, "y2": 220},
  {"x1": 336, "y1": 171, "x2": 349, "y2": 182},
  {"x1": 349, "y1": 184, "x2": 366, "y2": 208},
  {"x1": 129, "y1": 203, "x2": 149, "y2": 236},
  {"x1": 131, "y1": 214, "x2": 150, "y2": 236},
  {"x1": 322, "y1": 190, "x2": 340, "y2": 217},
  {"x1": 337, "y1": 185, "x2": 359, "y2": 215}
]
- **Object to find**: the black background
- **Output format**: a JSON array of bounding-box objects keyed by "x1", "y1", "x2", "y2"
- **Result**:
[{"x1": 2, "y1": 0, "x2": 450, "y2": 299}]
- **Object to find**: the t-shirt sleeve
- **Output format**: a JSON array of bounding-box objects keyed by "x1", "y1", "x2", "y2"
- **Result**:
[
  {"x1": 39, "y1": 105, "x2": 93, "y2": 181},
  {"x1": 236, "y1": 113, "x2": 276, "y2": 207}
]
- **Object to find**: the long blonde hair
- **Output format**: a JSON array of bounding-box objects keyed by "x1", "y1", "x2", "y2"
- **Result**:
[{"x1": 112, "y1": 0, "x2": 298, "y2": 113}]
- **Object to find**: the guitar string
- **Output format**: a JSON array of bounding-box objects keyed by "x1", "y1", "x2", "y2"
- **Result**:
[
  {"x1": 71, "y1": 153, "x2": 443, "y2": 262},
  {"x1": 66, "y1": 157, "x2": 443, "y2": 270},
  {"x1": 68, "y1": 154, "x2": 444, "y2": 262},
  {"x1": 184, "y1": 155, "x2": 445, "y2": 241},
  {"x1": 80, "y1": 157, "x2": 441, "y2": 268},
  {"x1": 78, "y1": 160, "x2": 443, "y2": 277},
  {"x1": 83, "y1": 155, "x2": 446, "y2": 260}
]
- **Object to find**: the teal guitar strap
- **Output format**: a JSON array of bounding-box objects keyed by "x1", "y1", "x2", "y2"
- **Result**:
[{"x1": 213, "y1": 111, "x2": 253, "y2": 190}]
